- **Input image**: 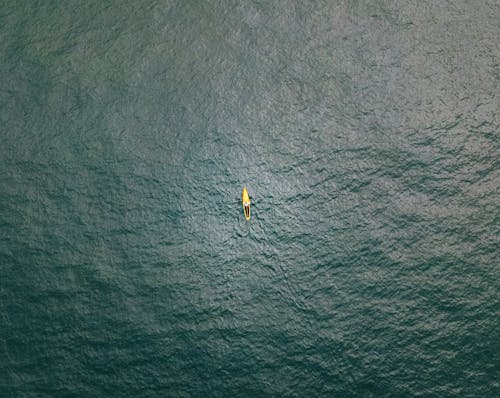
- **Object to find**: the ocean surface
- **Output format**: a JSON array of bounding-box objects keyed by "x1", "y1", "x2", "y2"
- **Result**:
[{"x1": 1, "y1": 1, "x2": 499, "y2": 397}]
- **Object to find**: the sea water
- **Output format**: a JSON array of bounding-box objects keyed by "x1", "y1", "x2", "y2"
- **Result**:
[{"x1": 1, "y1": 1, "x2": 499, "y2": 396}]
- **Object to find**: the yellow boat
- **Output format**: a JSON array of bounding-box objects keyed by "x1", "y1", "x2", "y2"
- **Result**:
[{"x1": 242, "y1": 187, "x2": 251, "y2": 221}]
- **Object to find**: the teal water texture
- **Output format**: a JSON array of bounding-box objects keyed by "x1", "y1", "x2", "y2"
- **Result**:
[{"x1": 1, "y1": 1, "x2": 499, "y2": 397}]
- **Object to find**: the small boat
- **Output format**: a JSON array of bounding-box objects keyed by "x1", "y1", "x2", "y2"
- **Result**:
[{"x1": 242, "y1": 187, "x2": 251, "y2": 221}]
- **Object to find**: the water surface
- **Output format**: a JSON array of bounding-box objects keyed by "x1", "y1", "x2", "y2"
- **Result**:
[{"x1": 1, "y1": 1, "x2": 499, "y2": 396}]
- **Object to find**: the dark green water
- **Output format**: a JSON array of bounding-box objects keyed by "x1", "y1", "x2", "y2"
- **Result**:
[{"x1": 1, "y1": 1, "x2": 499, "y2": 396}]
